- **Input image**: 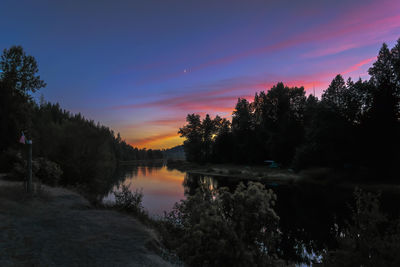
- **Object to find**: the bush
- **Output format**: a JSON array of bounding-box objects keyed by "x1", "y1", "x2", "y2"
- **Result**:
[
  {"x1": 113, "y1": 184, "x2": 145, "y2": 216},
  {"x1": 34, "y1": 158, "x2": 63, "y2": 186},
  {"x1": 0, "y1": 148, "x2": 23, "y2": 172},
  {"x1": 160, "y1": 182, "x2": 280, "y2": 266},
  {"x1": 9, "y1": 156, "x2": 62, "y2": 185}
]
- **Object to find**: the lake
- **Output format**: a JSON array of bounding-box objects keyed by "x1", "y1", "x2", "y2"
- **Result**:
[
  {"x1": 101, "y1": 163, "x2": 400, "y2": 263},
  {"x1": 103, "y1": 164, "x2": 186, "y2": 216}
]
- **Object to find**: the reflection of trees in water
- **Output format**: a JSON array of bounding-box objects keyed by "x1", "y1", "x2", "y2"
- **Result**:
[
  {"x1": 81, "y1": 164, "x2": 125, "y2": 204},
  {"x1": 139, "y1": 166, "x2": 147, "y2": 176},
  {"x1": 200, "y1": 176, "x2": 218, "y2": 191},
  {"x1": 273, "y1": 184, "x2": 353, "y2": 262},
  {"x1": 117, "y1": 163, "x2": 164, "y2": 179},
  {"x1": 136, "y1": 162, "x2": 164, "y2": 177},
  {"x1": 81, "y1": 164, "x2": 163, "y2": 204},
  {"x1": 183, "y1": 173, "x2": 219, "y2": 196},
  {"x1": 182, "y1": 173, "x2": 199, "y2": 196},
  {"x1": 182, "y1": 173, "x2": 400, "y2": 263},
  {"x1": 138, "y1": 164, "x2": 163, "y2": 177},
  {"x1": 82, "y1": 164, "x2": 163, "y2": 204}
]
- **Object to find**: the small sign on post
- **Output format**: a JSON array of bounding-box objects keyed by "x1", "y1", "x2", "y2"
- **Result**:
[
  {"x1": 20, "y1": 132, "x2": 33, "y2": 193},
  {"x1": 27, "y1": 139, "x2": 33, "y2": 194}
]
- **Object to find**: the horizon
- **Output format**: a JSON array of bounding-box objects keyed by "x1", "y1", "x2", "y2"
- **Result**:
[{"x1": 1, "y1": 0, "x2": 399, "y2": 149}]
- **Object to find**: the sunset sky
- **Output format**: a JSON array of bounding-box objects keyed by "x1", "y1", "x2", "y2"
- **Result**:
[{"x1": 1, "y1": 0, "x2": 399, "y2": 149}]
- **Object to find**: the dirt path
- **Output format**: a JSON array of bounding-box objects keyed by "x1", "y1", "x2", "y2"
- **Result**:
[{"x1": 0, "y1": 179, "x2": 173, "y2": 267}]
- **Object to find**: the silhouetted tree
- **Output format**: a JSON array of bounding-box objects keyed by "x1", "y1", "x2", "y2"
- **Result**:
[
  {"x1": 177, "y1": 39, "x2": 400, "y2": 181},
  {"x1": 212, "y1": 117, "x2": 233, "y2": 162},
  {"x1": 179, "y1": 114, "x2": 203, "y2": 162},
  {"x1": 366, "y1": 42, "x2": 400, "y2": 175},
  {"x1": 232, "y1": 98, "x2": 254, "y2": 163},
  {"x1": 0, "y1": 45, "x2": 163, "y2": 196},
  {"x1": 263, "y1": 83, "x2": 306, "y2": 165},
  {"x1": 0, "y1": 46, "x2": 46, "y2": 152}
]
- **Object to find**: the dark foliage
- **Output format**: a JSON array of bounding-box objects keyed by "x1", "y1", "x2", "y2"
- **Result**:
[
  {"x1": 179, "y1": 39, "x2": 400, "y2": 181},
  {"x1": 160, "y1": 181, "x2": 280, "y2": 267},
  {"x1": 113, "y1": 184, "x2": 146, "y2": 217},
  {"x1": 0, "y1": 46, "x2": 163, "y2": 194},
  {"x1": 324, "y1": 188, "x2": 400, "y2": 266}
]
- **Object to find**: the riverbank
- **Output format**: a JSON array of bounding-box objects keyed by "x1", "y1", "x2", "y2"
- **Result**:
[
  {"x1": 166, "y1": 160, "x2": 400, "y2": 191},
  {"x1": 167, "y1": 159, "x2": 300, "y2": 184},
  {"x1": 0, "y1": 178, "x2": 173, "y2": 267}
]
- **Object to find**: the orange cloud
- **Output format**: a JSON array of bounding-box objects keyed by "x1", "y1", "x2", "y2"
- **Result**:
[
  {"x1": 121, "y1": 118, "x2": 184, "y2": 129},
  {"x1": 128, "y1": 132, "x2": 182, "y2": 149}
]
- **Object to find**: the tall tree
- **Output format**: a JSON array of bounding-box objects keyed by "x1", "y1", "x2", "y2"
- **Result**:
[
  {"x1": 232, "y1": 98, "x2": 254, "y2": 163},
  {"x1": 0, "y1": 46, "x2": 46, "y2": 151},
  {"x1": 262, "y1": 83, "x2": 306, "y2": 165},
  {"x1": 212, "y1": 116, "x2": 233, "y2": 163},
  {"x1": 367, "y1": 43, "x2": 400, "y2": 174},
  {"x1": 322, "y1": 74, "x2": 346, "y2": 108},
  {"x1": 178, "y1": 114, "x2": 203, "y2": 162},
  {"x1": 201, "y1": 114, "x2": 217, "y2": 162}
]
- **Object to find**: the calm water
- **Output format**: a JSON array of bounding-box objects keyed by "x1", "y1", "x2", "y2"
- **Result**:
[
  {"x1": 101, "y1": 164, "x2": 400, "y2": 263},
  {"x1": 103, "y1": 165, "x2": 186, "y2": 216}
]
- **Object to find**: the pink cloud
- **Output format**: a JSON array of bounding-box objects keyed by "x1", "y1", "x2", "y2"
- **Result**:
[
  {"x1": 122, "y1": 55, "x2": 380, "y2": 149},
  {"x1": 342, "y1": 57, "x2": 377, "y2": 75},
  {"x1": 112, "y1": 71, "x2": 336, "y2": 116},
  {"x1": 302, "y1": 43, "x2": 360, "y2": 58},
  {"x1": 130, "y1": 1, "x2": 400, "y2": 86},
  {"x1": 113, "y1": 56, "x2": 379, "y2": 117}
]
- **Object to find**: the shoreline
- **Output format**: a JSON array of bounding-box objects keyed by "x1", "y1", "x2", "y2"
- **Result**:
[{"x1": 166, "y1": 160, "x2": 400, "y2": 192}]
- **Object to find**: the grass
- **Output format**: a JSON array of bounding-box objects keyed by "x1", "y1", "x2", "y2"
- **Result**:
[
  {"x1": 0, "y1": 180, "x2": 173, "y2": 266},
  {"x1": 0, "y1": 183, "x2": 51, "y2": 203}
]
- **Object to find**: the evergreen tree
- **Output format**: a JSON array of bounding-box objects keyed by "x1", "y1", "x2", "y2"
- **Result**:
[{"x1": 178, "y1": 114, "x2": 203, "y2": 162}]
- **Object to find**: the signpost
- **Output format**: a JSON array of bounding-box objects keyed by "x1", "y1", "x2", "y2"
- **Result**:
[
  {"x1": 20, "y1": 131, "x2": 32, "y2": 193},
  {"x1": 27, "y1": 139, "x2": 32, "y2": 193}
]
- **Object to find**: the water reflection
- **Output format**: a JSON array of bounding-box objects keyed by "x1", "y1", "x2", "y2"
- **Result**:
[
  {"x1": 103, "y1": 164, "x2": 185, "y2": 216},
  {"x1": 98, "y1": 165, "x2": 399, "y2": 264},
  {"x1": 181, "y1": 173, "x2": 400, "y2": 263}
]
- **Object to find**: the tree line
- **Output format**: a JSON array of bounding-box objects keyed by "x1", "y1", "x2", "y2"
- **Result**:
[
  {"x1": 179, "y1": 40, "x2": 400, "y2": 180},
  {"x1": 0, "y1": 46, "x2": 163, "y2": 188}
]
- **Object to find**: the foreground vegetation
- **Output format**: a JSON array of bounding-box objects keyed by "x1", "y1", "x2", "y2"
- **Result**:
[{"x1": 111, "y1": 176, "x2": 400, "y2": 266}]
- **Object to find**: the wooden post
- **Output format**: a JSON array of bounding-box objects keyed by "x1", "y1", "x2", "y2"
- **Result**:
[{"x1": 27, "y1": 140, "x2": 32, "y2": 193}]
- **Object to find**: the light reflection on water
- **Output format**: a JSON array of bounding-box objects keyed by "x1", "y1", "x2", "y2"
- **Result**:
[
  {"x1": 102, "y1": 164, "x2": 399, "y2": 265},
  {"x1": 103, "y1": 165, "x2": 186, "y2": 216}
]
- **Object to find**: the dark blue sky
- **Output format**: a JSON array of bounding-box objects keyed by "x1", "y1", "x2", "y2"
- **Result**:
[{"x1": 1, "y1": 0, "x2": 399, "y2": 148}]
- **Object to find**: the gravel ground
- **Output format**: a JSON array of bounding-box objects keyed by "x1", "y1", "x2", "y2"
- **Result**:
[{"x1": 0, "y1": 179, "x2": 173, "y2": 267}]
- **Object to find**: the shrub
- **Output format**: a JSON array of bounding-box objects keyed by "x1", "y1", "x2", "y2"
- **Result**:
[
  {"x1": 9, "y1": 156, "x2": 62, "y2": 185},
  {"x1": 0, "y1": 148, "x2": 23, "y2": 172},
  {"x1": 113, "y1": 184, "x2": 145, "y2": 216},
  {"x1": 34, "y1": 158, "x2": 63, "y2": 186},
  {"x1": 161, "y1": 182, "x2": 280, "y2": 266}
]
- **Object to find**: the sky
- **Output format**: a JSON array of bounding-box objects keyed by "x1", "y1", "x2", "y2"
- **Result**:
[{"x1": 1, "y1": 0, "x2": 399, "y2": 149}]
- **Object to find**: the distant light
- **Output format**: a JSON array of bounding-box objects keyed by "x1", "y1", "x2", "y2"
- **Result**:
[{"x1": 183, "y1": 69, "x2": 187, "y2": 73}]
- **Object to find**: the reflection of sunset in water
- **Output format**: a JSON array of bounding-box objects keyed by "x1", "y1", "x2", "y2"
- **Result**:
[{"x1": 107, "y1": 166, "x2": 186, "y2": 216}]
